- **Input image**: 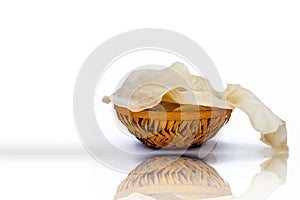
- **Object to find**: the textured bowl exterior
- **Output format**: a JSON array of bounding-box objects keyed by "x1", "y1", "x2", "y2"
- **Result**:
[{"x1": 114, "y1": 105, "x2": 232, "y2": 149}]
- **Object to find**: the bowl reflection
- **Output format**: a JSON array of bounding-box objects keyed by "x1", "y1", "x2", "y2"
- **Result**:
[
  {"x1": 115, "y1": 156, "x2": 232, "y2": 200},
  {"x1": 115, "y1": 153, "x2": 288, "y2": 200}
]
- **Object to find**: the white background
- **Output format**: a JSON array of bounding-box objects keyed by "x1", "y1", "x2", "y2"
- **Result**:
[{"x1": 0, "y1": 1, "x2": 299, "y2": 199}]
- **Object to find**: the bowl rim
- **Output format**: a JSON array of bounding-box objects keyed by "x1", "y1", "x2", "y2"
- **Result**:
[{"x1": 114, "y1": 105, "x2": 232, "y2": 121}]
